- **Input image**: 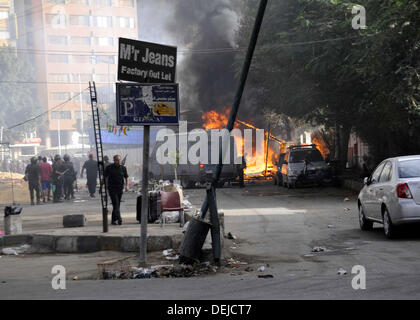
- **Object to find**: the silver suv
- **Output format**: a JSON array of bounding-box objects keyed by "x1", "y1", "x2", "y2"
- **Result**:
[{"x1": 280, "y1": 145, "x2": 329, "y2": 188}]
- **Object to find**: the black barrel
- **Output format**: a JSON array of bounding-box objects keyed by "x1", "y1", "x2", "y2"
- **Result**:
[{"x1": 179, "y1": 218, "x2": 212, "y2": 264}]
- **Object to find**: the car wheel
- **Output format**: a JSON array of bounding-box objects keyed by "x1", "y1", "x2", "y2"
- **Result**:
[
  {"x1": 383, "y1": 208, "x2": 396, "y2": 239},
  {"x1": 359, "y1": 205, "x2": 373, "y2": 231}
]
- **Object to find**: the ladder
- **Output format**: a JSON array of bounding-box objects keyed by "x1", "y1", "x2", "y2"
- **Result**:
[{"x1": 89, "y1": 81, "x2": 108, "y2": 233}]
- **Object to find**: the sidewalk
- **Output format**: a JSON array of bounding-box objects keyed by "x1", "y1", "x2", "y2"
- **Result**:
[{"x1": 0, "y1": 190, "x2": 184, "y2": 254}]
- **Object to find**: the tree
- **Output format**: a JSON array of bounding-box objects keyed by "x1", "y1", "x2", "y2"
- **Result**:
[
  {"x1": 235, "y1": 0, "x2": 420, "y2": 168},
  {"x1": 0, "y1": 48, "x2": 41, "y2": 143}
]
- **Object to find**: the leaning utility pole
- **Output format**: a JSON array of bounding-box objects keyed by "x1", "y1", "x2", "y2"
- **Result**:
[{"x1": 180, "y1": 0, "x2": 268, "y2": 264}]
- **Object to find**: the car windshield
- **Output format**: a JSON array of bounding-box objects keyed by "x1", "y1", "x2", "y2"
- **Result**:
[
  {"x1": 398, "y1": 159, "x2": 420, "y2": 178},
  {"x1": 289, "y1": 149, "x2": 324, "y2": 163}
]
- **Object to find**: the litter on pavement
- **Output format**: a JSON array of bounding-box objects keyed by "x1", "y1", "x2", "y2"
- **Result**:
[
  {"x1": 344, "y1": 197, "x2": 351, "y2": 201},
  {"x1": 258, "y1": 274, "x2": 274, "y2": 279},
  {"x1": 227, "y1": 232, "x2": 237, "y2": 240},
  {"x1": 337, "y1": 268, "x2": 347, "y2": 275},
  {"x1": 257, "y1": 266, "x2": 265, "y2": 272},
  {"x1": 1, "y1": 244, "x2": 31, "y2": 256},
  {"x1": 312, "y1": 246, "x2": 326, "y2": 253}
]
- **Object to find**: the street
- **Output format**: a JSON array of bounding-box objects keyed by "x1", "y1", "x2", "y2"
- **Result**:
[{"x1": 2, "y1": 182, "x2": 420, "y2": 299}]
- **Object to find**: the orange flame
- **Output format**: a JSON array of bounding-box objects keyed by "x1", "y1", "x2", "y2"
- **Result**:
[{"x1": 202, "y1": 108, "x2": 277, "y2": 177}]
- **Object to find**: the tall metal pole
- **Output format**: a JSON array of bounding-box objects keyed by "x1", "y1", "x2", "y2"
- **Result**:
[
  {"x1": 78, "y1": 74, "x2": 84, "y2": 157},
  {"x1": 57, "y1": 118, "x2": 62, "y2": 156},
  {"x1": 200, "y1": 0, "x2": 268, "y2": 217},
  {"x1": 184, "y1": 0, "x2": 268, "y2": 265},
  {"x1": 1, "y1": 126, "x2": 4, "y2": 161},
  {"x1": 139, "y1": 125, "x2": 150, "y2": 266}
]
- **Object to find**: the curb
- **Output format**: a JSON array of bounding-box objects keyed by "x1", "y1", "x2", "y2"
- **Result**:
[{"x1": 0, "y1": 233, "x2": 184, "y2": 254}]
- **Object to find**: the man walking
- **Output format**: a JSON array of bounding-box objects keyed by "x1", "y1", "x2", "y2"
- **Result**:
[
  {"x1": 104, "y1": 155, "x2": 129, "y2": 225},
  {"x1": 81, "y1": 154, "x2": 98, "y2": 198},
  {"x1": 25, "y1": 157, "x2": 41, "y2": 205},
  {"x1": 52, "y1": 155, "x2": 65, "y2": 203},
  {"x1": 39, "y1": 157, "x2": 52, "y2": 202},
  {"x1": 62, "y1": 154, "x2": 76, "y2": 200}
]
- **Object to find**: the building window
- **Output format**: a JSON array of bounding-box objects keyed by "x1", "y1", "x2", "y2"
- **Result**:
[
  {"x1": 47, "y1": 54, "x2": 69, "y2": 63},
  {"x1": 71, "y1": 55, "x2": 91, "y2": 64},
  {"x1": 68, "y1": 0, "x2": 89, "y2": 5},
  {"x1": 50, "y1": 92, "x2": 71, "y2": 101},
  {"x1": 51, "y1": 111, "x2": 72, "y2": 120},
  {"x1": 45, "y1": 14, "x2": 66, "y2": 27},
  {"x1": 48, "y1": 35, "x2": 67, "y2": 45},
  {"x1": 0, "y1": 31, "x2": 10, "y2": 39},
  {"x1": 116, "y1": 17, "x2": 135, "y2": 28},
  {"x1": 48, "y1": 74, "x2": 70, "y2": 83},
  {"x1": 94, "y1": 37, "x2": 113, "y2": 46},
  {"x1": 94, "y1": 55, "x2": 115, "y2": 64},
  {"x1": 70, "y1": 36, "x2": 91, "y2": 45},
  {"x1": 115, "y1": 0, "x2": 134, "y2": 7},
  {"x1": 69, "y1": 15, "x2": 90, "y2": 26},
  {"x1": 47, "y1": 0, "x2": 66, "y2": 4},
  {"x1": 0, "y1": 11, "x2": 9, "y2": 19},
  {"x1": 72, "y1": 73, "x2": 92, "y2": 82},
  {"x1": 93, "y1": 16, "x2": 112, "y2": 28},
  {"x1": 93, "y1": 0, "x2": 112, "y2": 7}
]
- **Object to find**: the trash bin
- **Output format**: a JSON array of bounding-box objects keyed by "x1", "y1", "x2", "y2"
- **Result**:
[{"x1": 179, "y1": 217, "x2": 212, "y2": 264}]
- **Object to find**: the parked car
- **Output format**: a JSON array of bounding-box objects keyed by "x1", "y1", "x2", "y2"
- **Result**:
[
  {"x1": 273, "y1": 153, "x2": 286, "y2": 186},
  {"x1": 358, "y1": 155, "x2": 420, "y2": 238},
  {"x1": 280, "y1": 144, "x2": 329, "y2": 188}
]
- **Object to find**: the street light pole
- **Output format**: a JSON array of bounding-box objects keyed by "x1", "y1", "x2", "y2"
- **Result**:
[{"x1": 78, "y1": 74, "x2": 84, "y2": 157}]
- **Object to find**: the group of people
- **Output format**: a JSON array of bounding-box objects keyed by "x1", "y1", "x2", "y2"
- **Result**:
[
  {"x1": 24, "y1": 154, "x2": 79, "y2": 205},
  {"x1": 23, "y1": 153, "x2": 129, "y2": 226}
]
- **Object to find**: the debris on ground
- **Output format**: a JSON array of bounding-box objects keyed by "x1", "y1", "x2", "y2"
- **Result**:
[
  {"x1": 337, "y1": 268, "x2": 347, "y2": 275},
  {"x1": 244, "y1": 267, "x2": 253, "y2": 272},
  {"x1": 1, "y1": 244, "x2": 31, "y2": 256},
  {"x1": 73, "y1": 276, "x2": 79, "y2": 280},
  {"x1": 344, "y1": 208, "x2": 351, "y2": 212},
  {"x1": 344, "y1": 197, "x2": 351, "y2": 201},
  {"x1": 257, "y1": 266, "x2": 265, "y2": 272},
  {"x1": 101, "y1": 263, "x2": 218, "y2": 279},
  {"x1": 327, "y1": 225, "x2": 334, "y2": 228},
  {"x1": 312, "y1": 246, "x2": 326, "y2": 253},
  {"x1": 227, "y1": 232, "x2": 237, "y2": 240},
  {"x1": 162, "y1": 249, "x2": 179, "y2": 261},
  {"x1": 258, "y1": 274, "x2": 274, "y2": 279}
]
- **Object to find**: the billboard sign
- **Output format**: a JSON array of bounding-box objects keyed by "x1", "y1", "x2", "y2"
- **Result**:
[
  {"x1": 118, "y1": 38, "x2": 177, "y2": 83},
  {"x1": 116, "y1": 83, "x2": 179, "y2": 126}
]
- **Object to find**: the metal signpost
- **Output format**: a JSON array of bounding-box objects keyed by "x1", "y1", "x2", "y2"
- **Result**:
[{"x1": 117, "y1": 39, "x2": 178, "y2": 266}]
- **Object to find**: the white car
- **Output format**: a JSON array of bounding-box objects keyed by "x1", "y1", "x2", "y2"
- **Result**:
[{"x1": 358, "y1": 155, "x2": 420, "y2": 238}]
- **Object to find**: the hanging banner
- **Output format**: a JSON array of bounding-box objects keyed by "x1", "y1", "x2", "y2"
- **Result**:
[{"x1": 116, "y1": 83, "x2": 179, "y2": 126}]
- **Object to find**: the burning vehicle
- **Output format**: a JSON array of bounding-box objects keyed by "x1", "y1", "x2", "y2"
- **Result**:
[{"x1": 280, "y1": 144, "x2": 331, "y2": 188}]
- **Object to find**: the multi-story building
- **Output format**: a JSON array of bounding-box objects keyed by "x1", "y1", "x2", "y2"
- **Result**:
[
  {"x1": 0, "y1": 0, "x2": 17, "y2": 47},
  {"x1": 15, "y1": 0, "x2": 138, "y2": 152}
]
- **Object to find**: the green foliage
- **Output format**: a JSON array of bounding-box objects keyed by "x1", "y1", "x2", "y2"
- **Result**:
[
  {"x1": 236, "y1": 0, "x2": 420, "y2": 164},
  {"x1": 0, "y1": 48, "x2": 40, "y2": 142}
]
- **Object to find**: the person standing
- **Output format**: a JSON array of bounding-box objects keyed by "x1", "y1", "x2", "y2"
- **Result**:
[
  {"x1": 62, "y1": 154, "x2": 76, "y2": 200},
  {"x1": 52, "y1": 155, "x2": 65, "y2": 203},
  {"x1": 104, "y1": 155, "x2": 129, "y2": 225},
  {"x1": 25, "y1": 157, "x2": 42, "y2": 205},
  {"x1": 81, "y1": 154, "x2": 98, "y2": 198},
  {"x1": 39, "y1": 157, "x2": 53, "y2": 202}
]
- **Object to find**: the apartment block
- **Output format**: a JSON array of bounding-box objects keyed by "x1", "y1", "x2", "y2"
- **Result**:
[
  {"x1": 15, "y1": 0, "x2": 138, "y2": 150},
  {"x1": 0, "y1": 0, "x2": 17, "y2": 46}
]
